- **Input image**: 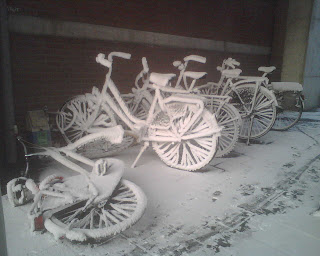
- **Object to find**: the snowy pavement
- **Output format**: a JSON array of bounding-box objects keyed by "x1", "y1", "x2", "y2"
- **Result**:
[{"x1": 2, "y1": 110, "x2": 320, "y2": 256}]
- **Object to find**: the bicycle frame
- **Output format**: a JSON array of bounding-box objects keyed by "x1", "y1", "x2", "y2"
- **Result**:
[
  {"x1": 9, "y1": 126, "x2": 125, "y2": 212},
  {"x1": 53, "y1": 51, "x2": 224, "y2": 171},
  {"x1": 171, "y1": 55, "x2": 237, "y2": 113},
  {"x1": 173, "y1": 55, "x2": 206, "y2": 90},
  {"x1": 24, "y1": 126, "x2": 124, "y2": 177},
  {"x1": 119, "y1": 58, "x2": 153, "y2": 118},
  {"x1": 93, "y1": 52, "x2": 223, "y2": 169},
  {"x1": 99, "y1": 71, "x2": 206, "y2": 142},
  {"x1": 197, "y1": 57, "x2": 278, "y2": 112},
  {"x1": 208, "y1": 59, "x2": 278, "y2": 143}
]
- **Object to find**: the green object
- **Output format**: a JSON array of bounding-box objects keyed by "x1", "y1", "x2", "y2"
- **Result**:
[{"x1": 29, "y1": 130, "x2": 52, "y2": 146}]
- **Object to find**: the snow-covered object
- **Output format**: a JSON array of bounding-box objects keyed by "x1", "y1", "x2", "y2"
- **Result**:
[
  {"x1": 183, "y1": 71, "x2": 207, "y2": 80},
  {"x1": 270, "y1": 82, "x2": 303, "y2": 92},
  {"x1": 66, "y1": 125, "x2": 124, "y2": 150},
  {"x1": 313, "y1": 210, "x2": 320, "y2": 217},
  {"x1": 184, "y1": 55, "x2": 206, "y2": 63},
  {"x1": 149, "y1": 72, "x2": 176, "y2": 87},
  {"x1": 25, "y1": 179, "x2": 39, "y2": 194},
  {"x1": 6, "y1": 177, "x2": 33, "y2": 207},
  {"x1": 25, "y1": 168, "x2": 145, "y2": 243},
  {"x1": 190, "y1": 57, "x2": 280, "y2": 144},
  {"x1": 56, "y1": 51, "x2": 221, "y2": 171},
  {"x1": 90, "y1": 158, "x2": 124, "y2": 203},
  {"x1": 39, "y1": 175, "x2": 64, "y2": 190},
  {"x1": 44, "y1": 179, "x2": 147, "y2": 242},
  {"x1": 222, "y1": 69, "x2": 242, "y2": 78},
  {"x1": 170, "y1": 55, "x2": 242, "y2": 158},
  {"x1": 258, "y1": 66, "x2": 276, "y2": 73},
  {"x1": 6, "y1": 127, "x2": 147, "y2": 243}
]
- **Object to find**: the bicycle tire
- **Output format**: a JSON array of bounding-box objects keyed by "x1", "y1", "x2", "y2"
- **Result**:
[
  {"x1": 272, "y1": 94, "x2": 303, "y2": 131},
  {"x1": 44, "y1": 179, "x2": 147, "y2": 243},
  {"x1": 122, "y1": 95, "x2": 150, "y2": 120},
  {"x1": 227, "y1": 84, "x2": 276, "y2": 139},
  {"x1": 56, "y1": 95, "x2": 135, "y2": 157},
  {"x1": 205, "y1": 100, "x2": 240, "y2": 157},
  {"x1": 151, "y1": 108, "x2": 219, "y2": 171},
  {"x1": 56, "y1": 95, "x2": 116, "y2": 144}
]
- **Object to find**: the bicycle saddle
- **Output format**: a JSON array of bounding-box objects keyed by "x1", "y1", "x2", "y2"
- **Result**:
[
  {"x1": 258, "y1": 66, "x2": 276, "y2": 73},
  {"x1": 150, "y1": 72, "x2": 176, "y2": 87},
  {"x1": 184, "y1": 55, "x2": 206, "y2": 63},
  {"x1": 90, "y1": 158, "x2": 124, "y2": 203},
  {"x1": 222, "y1": 69, "x2": 242, "y2": 78},
  {"x1": 183, "y1": 71, "x2": 207, "y2": 80}
]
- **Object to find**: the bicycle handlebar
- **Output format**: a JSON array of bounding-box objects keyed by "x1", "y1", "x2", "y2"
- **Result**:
[
  {"x1": 224, "y1": 58, "x2": 240, "y2": 69},
  {"x1": 183, "y1": 55, "x2": 206, "y2": 64},
  {"x1": 96, "y1": 52, "x2": 131, "y2": 68},
  {"x1": 108, "y1": 52, "x2": 131, "y2": 61},
  {"x1": 142, "y1": 57, "x2": 149, "y2": 73}
]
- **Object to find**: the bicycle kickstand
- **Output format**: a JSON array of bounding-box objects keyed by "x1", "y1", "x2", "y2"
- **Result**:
[
  {"x1": 131, "y1": 141, "x2": 149, "y2": 168},
  {"x1": 246, "y1": 116, "x2": 254, "y2": 146}
]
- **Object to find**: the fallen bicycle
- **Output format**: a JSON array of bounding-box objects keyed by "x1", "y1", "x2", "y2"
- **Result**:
[{"x1": 6, "y1": 126, "x2": 147, "y2": 243}]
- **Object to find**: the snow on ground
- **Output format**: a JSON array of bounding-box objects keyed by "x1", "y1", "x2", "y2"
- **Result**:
[{"x1": 2, "y1": 110, "x2": 320, "y2": 256}]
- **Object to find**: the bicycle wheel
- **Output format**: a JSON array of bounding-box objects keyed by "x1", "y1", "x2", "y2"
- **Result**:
[
  {"x1": 44, "y1": 179, "x2": 147, "y2": 243},
  {"x1": 57, "y1": 95, "x2": 134, "y2": 156},
  {"x1": 76, "y1": 130, "x2": 137, "y2": 158},
  {"x1": 227, "y1": 84, "x2": 276, "y2": 139},
  {"x1": 56, "y1": 95, "x2": 116, "y2": 143},
  {"x1": 122, "y1": 95, "x2": 150, "y2": 120},
  {"x1": 151, "y1": 108, "x2": 219, "y2": 171},
  {"x1": 205, "y1": 100, "x2": 240, "y2": 157},
  {"x1": 272, "y1": 93, "x2": 303, "y2": 131}
]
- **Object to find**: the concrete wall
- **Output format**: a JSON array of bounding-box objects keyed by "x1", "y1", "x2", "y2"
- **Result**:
[
  {"x1": 280, "y1": 0, "x2": 313, "y2": 83},
  {"x1": 7, "y1": 0, "x2": 275, "y2": 46},
  {"x1": 303, "y1": 0, "x2": 320, "y2": 110},
  {"x1": 270, "y1": 0, "x2": 289, "y2": 81},
  {"x1": 281, "y1": 0, "x2": 320, "y2": 110}
]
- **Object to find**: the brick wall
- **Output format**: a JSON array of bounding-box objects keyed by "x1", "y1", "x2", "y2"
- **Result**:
[
  {"x1": 6, "y1": 0, "x2": 279, "y2": 132},
  {"x1": 10, "y1": 33, "x2": 270, "y2": 132}
]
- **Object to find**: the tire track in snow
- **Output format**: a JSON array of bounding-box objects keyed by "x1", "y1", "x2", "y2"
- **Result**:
[{"x1": 149, "y1": 153, "x2": 320, "y2": 255}]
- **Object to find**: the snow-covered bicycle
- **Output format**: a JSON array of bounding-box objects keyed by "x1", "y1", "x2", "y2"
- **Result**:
[
  {"x1": 124, "y1": 55, "x2": 241, "y2": 157},
  {"x1": 57, "y1": 52, "x2": 221, "y2": 171},
  {"x1": 6, "y1": 126, "x2": 147, "y2": 243},
  {"x1": 212, "y1": 60, "x2": 304, "y2": 131},
  {"x1": 197, "y1": 58, "x2": 278, "y2": 144},
  {"x1": 257, "y1": 67, "x2": 304, "y2": 131},
  {"x1": 121, "y1": 57, "x2": 152, "y2": 121},
  {"x1": 171, "y1": 55, "x2": 241, "y2": 157}
]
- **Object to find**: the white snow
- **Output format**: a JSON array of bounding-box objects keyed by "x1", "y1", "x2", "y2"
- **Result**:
[
  {"x1": 2, "y1": 110, "x2": 320, "y2": 255},
  {"x1": 271, "y1": 82, "x2": 303, "y2": 92}
]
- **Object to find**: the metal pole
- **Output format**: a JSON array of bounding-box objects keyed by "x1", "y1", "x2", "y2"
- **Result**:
[{"x1": 1, "y1": 0, "x2": 17, "y2": 164}]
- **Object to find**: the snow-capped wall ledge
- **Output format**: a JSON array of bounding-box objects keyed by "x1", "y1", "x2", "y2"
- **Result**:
[{"x1": 8, "y1": 15, "x2": 270, "y2": 55}]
